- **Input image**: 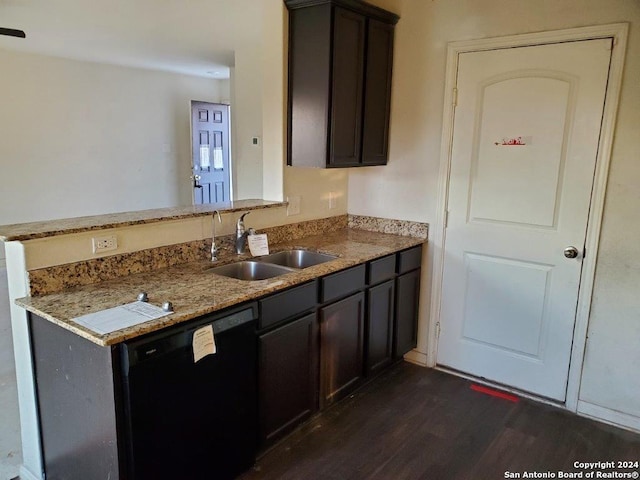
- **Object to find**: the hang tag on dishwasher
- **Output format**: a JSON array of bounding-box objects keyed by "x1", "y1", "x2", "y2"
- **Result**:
[
  {"x1": 248, "y1": 234, "x2": 269, "y2": 256},
  {"x1": 193, "y1": 325, "x2": 216, "y2": 363}
]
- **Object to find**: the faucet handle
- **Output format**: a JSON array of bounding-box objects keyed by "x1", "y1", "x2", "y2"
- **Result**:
[
  {"x1": 236, "y1": 211, "x2": 251, "y2": 233},
  {"x1": 238, "y1": 211, "x2": 250, "y2": 225}
]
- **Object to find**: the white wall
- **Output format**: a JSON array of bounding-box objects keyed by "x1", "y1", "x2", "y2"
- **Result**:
[
  {"x1": 1, "y1": 3, "x2": 349, "y2": 471},
  {"x1": 0, "y1": 0, "x2": 349, "y2": 246},
  {"x1": 232, "y1": 44, "x2": 265, "y2": 200},
  {"x1": 0, "y1": 49, "x2": 229, "y2": 261},
  {"x1": 351, "y1": 0, "x2": 640, "y2": 423}
]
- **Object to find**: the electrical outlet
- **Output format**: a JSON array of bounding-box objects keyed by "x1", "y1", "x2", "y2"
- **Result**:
[
  {"x1": 329, "y1": 192, "x2": 337, "y2": 209},
  {"x1": 287, "y1": 195, "x2": 301, "y2": 216},
  {"x1": 92, "y1": 235, "x2": 118, "y2": 253}
]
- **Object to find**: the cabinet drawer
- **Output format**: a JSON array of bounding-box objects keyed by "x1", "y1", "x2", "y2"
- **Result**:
[
  {"x1": 321, "y1": 264, "x2": 366, "y2": 303},
  {"x1": 259, "y1": 281, "x2": 317, "y2": 330},
  {"x1": 397, "y1": 245, "x2": 422, "y2": 274},
  {"x1": 367, "y1": 254, "x2": 396, "y2": 285}
]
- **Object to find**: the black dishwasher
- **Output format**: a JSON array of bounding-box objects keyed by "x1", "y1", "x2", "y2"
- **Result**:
[{"x1": 120, "y1": 302, "x2": 258, "y2": 480}]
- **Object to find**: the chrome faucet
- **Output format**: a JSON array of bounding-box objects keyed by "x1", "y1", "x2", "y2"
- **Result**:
[
  {"x1": 211, "y1": 210, "x2": 223, "y2": 261},
  {"x1": 235, "y1": 211, "x2": 252, "y2": 254}
]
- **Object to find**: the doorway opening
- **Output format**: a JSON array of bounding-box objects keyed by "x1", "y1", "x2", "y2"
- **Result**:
[
  {"x1": 427, "y1": 24, "x2": 628, "y2": 411},
  {"x1": 191, "y1": 101, "x2": 232, "y2": 204}
]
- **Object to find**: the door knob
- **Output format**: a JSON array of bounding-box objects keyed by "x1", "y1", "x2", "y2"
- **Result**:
[{"x1": 563, "y1": 246, "x2": 580, "y2": 259}]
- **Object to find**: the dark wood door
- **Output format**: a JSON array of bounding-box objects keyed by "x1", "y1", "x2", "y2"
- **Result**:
[
  {"x1": 361, "y1": 19, "x2": 394, "y2": 166},
  {"x1": 394, "y1": 269, "x2": 421, "y2": 358},
  {"x1": 329, "y1": 7, "x2": 365, "y2": 167},
  {"x1": 191, "y1": 102, "x2": 231, "y2": 204},
  {"x1": 259, "y1": 313, "x2": 318, "y2": 446},
  {"x1": 320, "y1": 292, "x2": 365, "y2": 407},
  {"x1": 366, "y1": 279, "x2": 395, "y2": 375}
]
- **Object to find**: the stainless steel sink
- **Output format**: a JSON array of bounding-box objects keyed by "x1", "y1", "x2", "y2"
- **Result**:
[
  {"x1": 207, "y1": 261, "x2": 296, "y2": 281},
  {"x1": 257, "y1": 250, "x2": 337, "y2": 269}
]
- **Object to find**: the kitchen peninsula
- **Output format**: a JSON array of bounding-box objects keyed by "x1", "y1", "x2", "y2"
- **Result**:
[{"x1": 1, "y1": 203, "x2": 427, "y2": 480}]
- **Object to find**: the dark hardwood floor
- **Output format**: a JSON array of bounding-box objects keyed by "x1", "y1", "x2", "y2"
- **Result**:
[{"x1": 240, "y1": 362, "x2": 640, "y2": 480}]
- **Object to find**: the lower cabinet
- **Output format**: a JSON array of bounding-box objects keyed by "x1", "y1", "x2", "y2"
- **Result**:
[
  {"x1": 319, "y1": 291, "x2": 365, "y2": 407},
  {"x1": 394, "y1": 268, "x2": 421, "y2": 358},
  {"x1": 366, "y1": 279, "x2": 395, "y2": 375},
  {"x1": 258, "y1": 312, "x2": 318, "y2": 446},
  {"x1": 28, "y1": 246, "x2": 424, "y2": 479}
]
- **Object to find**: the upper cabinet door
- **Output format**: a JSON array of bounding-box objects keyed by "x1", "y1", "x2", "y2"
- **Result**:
[
  {"x1": 361, "y1": 19, "x2": 394, "y2": 166},
  {"x1": 328, "y1": 7, "x2": 366, "y2": 167},
  {"x1": 286, "y1": 0, "x2": 398, "y2": 168},
  {"x1": 287, "y1": 3, "x2": 333, "y2": 168}
]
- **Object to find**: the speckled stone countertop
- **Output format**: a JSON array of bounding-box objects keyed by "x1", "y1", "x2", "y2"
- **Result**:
[
  {"x1": 16, "y1": 229, "x2": 424, "y2": 347},
  {"x1": 0, "y1": 199, "x2": 285, "y2": 241}
]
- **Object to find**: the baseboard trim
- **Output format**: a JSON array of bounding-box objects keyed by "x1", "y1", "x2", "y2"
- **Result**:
[
  {"x1": 20, "y1": 465, "x2": 41, "y2": 480},
  {"x1": 577, "y1": 400, "x2": 640, "y2": 434},
  {"x1": 404, "y1": 349, "x2": 428, "y2": 366}
]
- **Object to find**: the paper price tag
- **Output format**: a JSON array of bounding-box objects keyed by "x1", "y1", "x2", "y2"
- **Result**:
[
  {"x1": 248, "y1": 234, "x2": 270, "y2": 256},
  {"x1": 192, "y1": 325, "x2": 216, "y2": 363}
]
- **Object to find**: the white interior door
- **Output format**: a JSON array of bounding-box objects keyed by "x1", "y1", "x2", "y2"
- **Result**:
[{"x1": 437, "y1": 39, "x2": 612, "y2": 401}]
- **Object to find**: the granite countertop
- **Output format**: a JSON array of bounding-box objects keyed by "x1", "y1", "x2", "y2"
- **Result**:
[
  {"x1": 16, "y1": 228, "x2": 424, "y2": 347},
  {"x1": 0, "y1": 199, "x2": 285, "y2": 241}
]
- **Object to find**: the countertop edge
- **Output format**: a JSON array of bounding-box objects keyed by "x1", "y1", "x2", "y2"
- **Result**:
[
  {"x1": 0, "y1": 199, "x2": 287, "y2": 242},
  {"x1": 16, "y1": 232, "x2": 426, "y2": 346}
]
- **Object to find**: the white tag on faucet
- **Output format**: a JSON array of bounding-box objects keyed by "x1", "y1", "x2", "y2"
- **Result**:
[{"x1": 248, "y1": 234, "x2": 269, "y2": 256}]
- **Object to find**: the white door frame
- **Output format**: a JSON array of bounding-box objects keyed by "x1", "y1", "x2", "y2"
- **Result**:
[{"x1": 427, "y1": 23, "x2": 629, "y2": 412}]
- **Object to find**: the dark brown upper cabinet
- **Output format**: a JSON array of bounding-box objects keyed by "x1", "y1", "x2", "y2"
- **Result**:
[{"x1": 285, "y1": 0, "x2": 399, "y2": 168}]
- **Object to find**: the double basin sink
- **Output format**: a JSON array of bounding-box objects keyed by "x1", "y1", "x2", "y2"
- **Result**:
[{"x1": 208, "y1": 250, "x2": 337, "y2": 281}]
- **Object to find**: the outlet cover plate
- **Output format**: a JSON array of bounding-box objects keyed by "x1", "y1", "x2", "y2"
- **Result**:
[
  {"x1": 287, "y1": 195, "x2": 301, "y2": 216},
  {"x1": 329, "y1": 192, "x2": 337, "y2": 209},
  {"x1": 93, "y1": 235, "x2": 118, "y2": 253}
]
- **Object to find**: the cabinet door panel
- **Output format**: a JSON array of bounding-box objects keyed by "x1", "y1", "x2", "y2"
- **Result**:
[
  {"x1": 259, "y1": 281, "x2": 317, "y2": 330},
  {"x1": 287, "y1": 4, "x2": 333, "y2": 167},
  {"x1": 368, "y1": 254, "x2": 396, "y2": 285},
  {"x1": 398, "y1": 245, "x2": 423, "y2": 274},
  {"x1": 259, "y1": 313, "x2": 317, "y2": 445},
  {"x1": 321, "y1": 264, "x2": 366, "y2": 303},
  {"x1": 366, "y1": 280, "x2": 395, "y2": 375},
  {"x1": 362, "y1": 19, "x2": 394, "y2": 165},
  {"x1": 320, "y1": 292, "x2": 365, "y2": 406},
  {"x1": 395, "y1": 269, "x2": 421, "y2": 357},
  {"x1": 329, "y1": 7, "x2": 365, "y2": 167}
]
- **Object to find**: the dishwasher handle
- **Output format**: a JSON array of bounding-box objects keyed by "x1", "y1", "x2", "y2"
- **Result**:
[{"x1": 123, "y1": 303, "x2": 257, "y2": 368}]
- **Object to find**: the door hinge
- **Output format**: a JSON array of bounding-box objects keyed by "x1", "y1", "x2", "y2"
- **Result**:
[
  {"x1": 452, "y1": 88, "x2": 458, "y2": 107},
  {"x1": 436, "y1": 322, "x2": 441, "y2": 339},
  {"x1": 444, "y1": 210, "x2": 450, "y2": 228}
]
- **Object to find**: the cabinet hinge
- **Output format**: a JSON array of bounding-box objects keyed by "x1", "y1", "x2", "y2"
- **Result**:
[{"x1": 452, "y1": 88, "x2": 458, "y2": 107}]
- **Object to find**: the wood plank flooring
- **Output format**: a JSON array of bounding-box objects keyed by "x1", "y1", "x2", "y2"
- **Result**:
[{"x1": 240, "y1": 363, "x2": 640, "y2": 480}]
